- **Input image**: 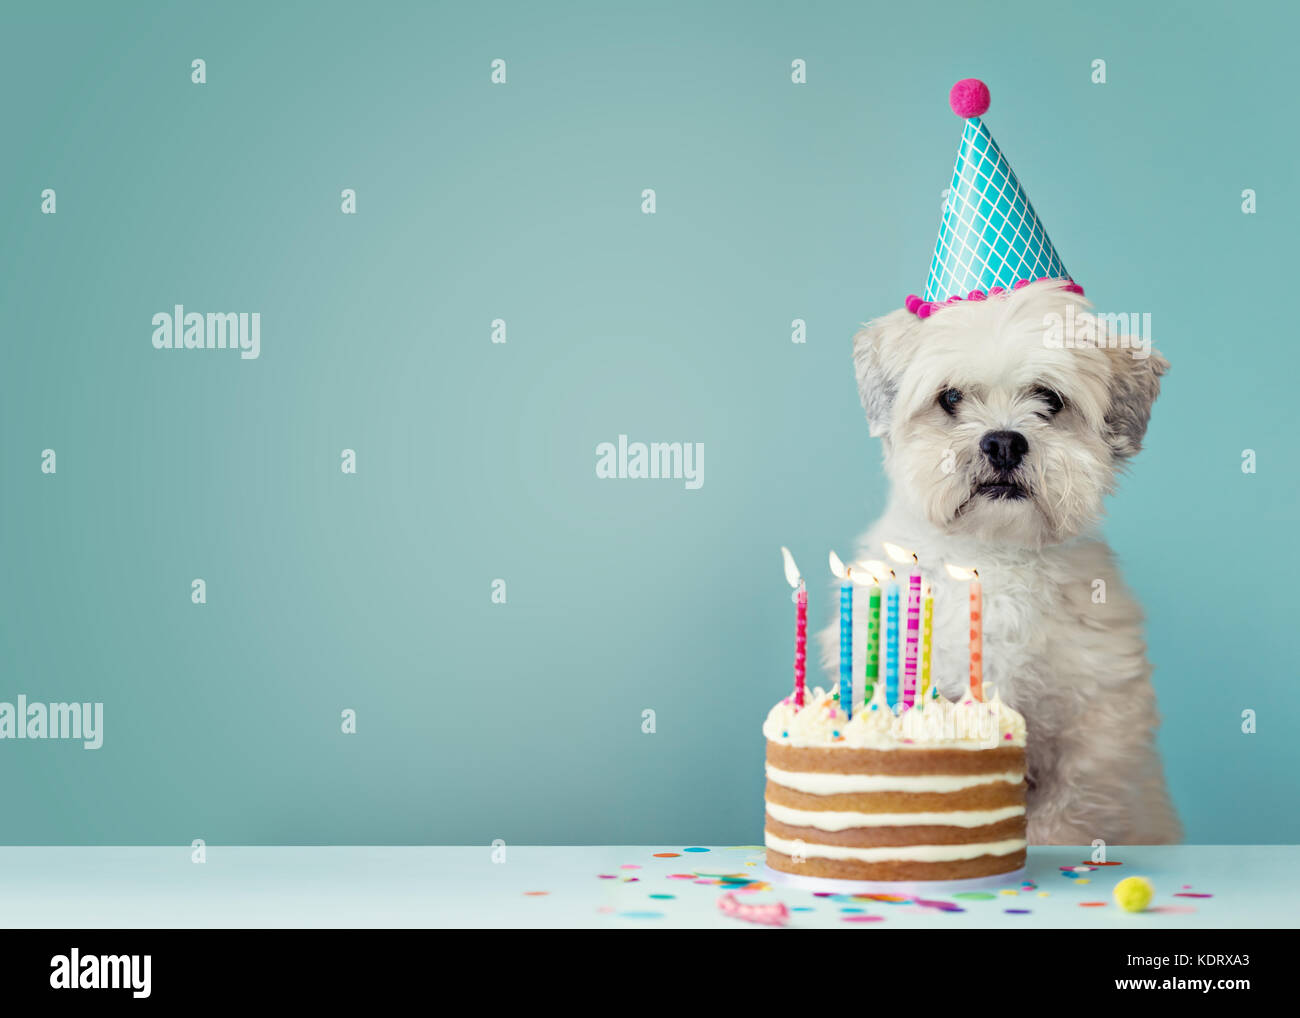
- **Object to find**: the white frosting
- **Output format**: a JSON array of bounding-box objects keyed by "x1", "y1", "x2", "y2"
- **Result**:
[
  {"x1": 765, "y1": 831, "x2": 1027, "y2": 863},
  {"x1": 764, "y1": 684, "x2": 1026, "y2": 750},
  {"x1": 764, "y1": 801, "x2": 1025, "y2": 831},
  {"x1": 765, "y1": 764, "x2": 1024, "y2": 796}
]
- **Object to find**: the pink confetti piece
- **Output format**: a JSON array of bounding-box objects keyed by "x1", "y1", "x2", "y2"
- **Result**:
[
  {"x1": 718, "y1": 892, "x2": 789, "y2": 927},
  {"x1": 913, "y1": 897, "x2": 964, "y2": 912},
  {"x1": 1173, "y1": 892, "x2": 1213, "y2": 898},
  {"x1": 841, "y1": 915, "x2": 885, "y2": 923},
  {"x1": 620, "y1": 864, "x2": 641, "y2": 870},
  {"x1": 1148, "y1": 905, "x2": 1197, "y2": 914}
]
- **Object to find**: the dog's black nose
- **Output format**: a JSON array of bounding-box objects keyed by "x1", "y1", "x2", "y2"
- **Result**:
[{"x1": 980, "y1": 430, "x2": 1028, "y2": 472}]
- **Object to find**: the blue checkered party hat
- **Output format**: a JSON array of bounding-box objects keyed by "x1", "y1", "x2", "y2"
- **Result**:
[{"x1": 907, "y1": 79, "x2": 1079, "y2": 318}]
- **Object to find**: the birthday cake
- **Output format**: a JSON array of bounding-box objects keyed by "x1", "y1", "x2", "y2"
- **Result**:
[{"x1": 763, "y1": 685, "x2": 1028, "y2": 882}]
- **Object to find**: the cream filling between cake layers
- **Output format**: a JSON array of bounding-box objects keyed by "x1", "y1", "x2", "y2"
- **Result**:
[
  {"x1": 764, "y1": 764, "x2": 1024, "y2": 796},
  {"x1": 764, "y1": 832, "x2": 1027, "y2": 863},
  {"x1": 764, "y1": 801, "x2": 1025, "y2": 831}
]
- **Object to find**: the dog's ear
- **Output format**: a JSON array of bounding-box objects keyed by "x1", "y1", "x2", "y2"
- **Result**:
[
  {"x1": 1103, "y1": 345, "x2": 1169, "y2": 459},
  {"x1": 853, "y1": 308, "x2": 919, "y2": 438}
]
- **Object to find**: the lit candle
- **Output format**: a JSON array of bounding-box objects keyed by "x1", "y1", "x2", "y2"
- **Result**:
[
  {"x1": 920, "y1": 584, "x2": 934, "y2": 704},
  {"x1": 780, "y1": 547, "x2": 807, "y2": 707},
  {"x1": 855, "y1": 560, "x2": 889, "y2": 707},
  {"x1": 884, "y1": 543, "x2": 921, "y2": 708},
  {"x1": 828, "y1": 551, "x2": 853, "y2": 720},
  {"x1": 945, "y1": 563, "x2": 984, "y2": 702},
  {"x1": 970, "y1": 570, "x2": 983, "y2": 701},
  {"x1": 865, "y1": 579, "x2": 881, "y2": 706},
  {"x1": 885, "y1": 579, "x2": 900, "y2": 709},
  {"x1": 904, "y1": 557, "x2": 921, "y2": 707}
]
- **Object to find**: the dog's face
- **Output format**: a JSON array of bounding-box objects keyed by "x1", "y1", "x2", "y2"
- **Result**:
[{"x1": 854, "y1": 281, "x2": 1168, "y2": 547}]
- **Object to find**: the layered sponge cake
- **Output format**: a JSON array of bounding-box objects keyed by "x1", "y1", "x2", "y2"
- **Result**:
[{"x1": 763, "y1": 686, "x2": 1028, "y2": 881}]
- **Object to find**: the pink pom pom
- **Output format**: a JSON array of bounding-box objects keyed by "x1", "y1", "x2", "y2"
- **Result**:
[
  {"x1": 917, "y1": 302, "x2": 935, "y2": 319},
  {"x1": 905, "y1": 294, "x2": 922, "y2": 313},
  {"x1": 1013, "y1": 278, "x2": 1030, "y2": 290},
  {"x1": 946, "y1": 295, "x2": 961, "y2": 304},
  {"x1": 1061, "y1": 282, "x2": 1085, "y2": 295},
  {"x1": 967, "y1": 289, "x2": 987, "y2": 301},
  {"x1": 988, "y1": 286, "x2": 1004, "y2": 295},
  {"x1": 949, "y1": 78, "x2": 990, "y2": 119}
]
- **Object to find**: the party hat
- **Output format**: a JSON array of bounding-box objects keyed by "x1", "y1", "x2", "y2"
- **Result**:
[{"x1": 906, "y1": 79, "x2": 1080, "y2": 319}]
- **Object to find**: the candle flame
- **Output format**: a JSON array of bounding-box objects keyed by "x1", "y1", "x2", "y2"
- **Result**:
[
  {"x1": 855, "y1": 559, "x2": 891, "y2": 585},
  {"x1": 828, "y1": 549, "x2": 847, "y2": 580},
  {"x1": 944, "y1": 563, "x2": 980, "y2": 581},
  {"x1": 882, "y1": 541, "x2": 914, "y2": 565},
  {"x1": 780, "y1": 546, "x2": 802, "y2": 589}
]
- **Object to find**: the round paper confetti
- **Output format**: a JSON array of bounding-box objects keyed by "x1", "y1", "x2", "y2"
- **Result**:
[
  {"x1": 1079, "y1": 901, "x2": 1108, "y2": 907},
  {"x1": 952, "y1": 892, "x2": 997, "y2": 901},
  {"x1": 523, "y1": 891, "x2": 549, "y2": 896},
  {"x1": 652, "y1": 853, "x2": 680, "y2": 858},
  {"x1": 841, "y1": 915, "x2": 884, "y2": 923},
  {"x1": 682, "y1": 847, "x2": 710, "y2": 853}
]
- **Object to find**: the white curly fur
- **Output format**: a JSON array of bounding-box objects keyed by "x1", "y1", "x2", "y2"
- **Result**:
[{"x1": 820, "y1": 281, "x2": 1181, "y2": 845}]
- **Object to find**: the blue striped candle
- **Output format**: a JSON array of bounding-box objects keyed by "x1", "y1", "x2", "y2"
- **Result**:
[
  {"x1": 885, "y1": 581, "x2": 900, "y2": 708},
  {"x1": 839, "y1": 582, "x2": 853, "y2": 720}
]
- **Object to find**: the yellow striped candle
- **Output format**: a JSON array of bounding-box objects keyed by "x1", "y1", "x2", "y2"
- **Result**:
[{"x1": 919, "y1": 588, "x2": 933, "y2": 704}]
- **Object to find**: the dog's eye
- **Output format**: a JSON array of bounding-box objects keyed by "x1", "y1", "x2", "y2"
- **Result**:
[
  {"x1": 1032, "y1": 386, "x2": 1064, "y2": 417},
  {"x1": 938, "y1": 388, "x2": 963, "y2": 415}
]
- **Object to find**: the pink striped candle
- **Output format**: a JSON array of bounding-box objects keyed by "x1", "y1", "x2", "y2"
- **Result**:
[
  {"x1": 903, "y1": 557, "x2": 921, "y2": 707},
  {"x1": 794, "y1": 584, "x2": 808, "y2": 707},
  {"x1": 781, "y1": 547, "x2": 807, "y2": 707}
]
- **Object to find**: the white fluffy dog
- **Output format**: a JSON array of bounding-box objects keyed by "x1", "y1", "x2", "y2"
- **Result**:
[{"x1": 820, "y1": 280, "x2": 1181, "y2": 845}]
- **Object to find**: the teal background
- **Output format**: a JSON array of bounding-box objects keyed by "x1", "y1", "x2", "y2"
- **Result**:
[{"x1": 1, "y1": 0, "x2": 1296, "y2": 845}]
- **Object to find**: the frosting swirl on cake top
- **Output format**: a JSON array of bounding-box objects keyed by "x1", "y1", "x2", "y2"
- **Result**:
[{"x1": 762, "y1": 685, "x2": 1026, "y2": 750}]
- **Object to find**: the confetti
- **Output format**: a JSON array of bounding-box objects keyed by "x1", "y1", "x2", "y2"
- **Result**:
[
  {"x1": 1079, "y1": 901, "x2": 1108, "y2": 907},
  {"x1": 620, "y1": 864, "x2": 641, "y2": 870},
  {"x1": 1000, "y1": 889, "x2": 1019, "y2": 896},
  {"x1": 952, "y1": 892, "x2": 997, "y2": 901},
  {"x1": 597, "y1": 874, "x2": 616, "y2": 880},
  {"x1": 1148, "y1": 905, "x2": 1197, "y2": 915},
  {"x1": 619, "y1": 911, "x2": 664, "y2": 919},
  {"x1": 718, "y1": 892, "x2": 789, "y2": 926},
  {"x1": 523, "y1": 891, "x2": 549, "y2": 896},
  {"x1": 914, "y1": 897, "x2": 964, "y2": 911},
  {"x1": 1004, "y1": 908, "x2": 1031, "y2": 914},
  {"x1": 841, "y1": 915, "x2": 885, "y2": 923},
  {"x1": 1174, "y1": 892, "x2": 1213, "y2": 898},
  {"x1": 667, "y1": 874, "x2": 694, "y2": 880},
  {"x1": 682, "y1": 847, "x2": 710, "y2": 853},
  {"x1": 652, "y1": 853, "x2": 680, "y2": 858},
  {"x1": 648, "y1": 894, "x2": 675, "y2": 900},
  {"x1": 1086, "y1": 861, "x2": 1123, "y2": 866}
]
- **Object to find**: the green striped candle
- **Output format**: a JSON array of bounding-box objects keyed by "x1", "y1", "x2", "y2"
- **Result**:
[{"x1": 863, "y1": 585, "x2": 881, "y2": 705}]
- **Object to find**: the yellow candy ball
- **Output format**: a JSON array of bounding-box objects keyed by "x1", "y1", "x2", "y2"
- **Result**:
[{"x1": 1113, "y1": 876, "x2": 1154, "y2": 912}]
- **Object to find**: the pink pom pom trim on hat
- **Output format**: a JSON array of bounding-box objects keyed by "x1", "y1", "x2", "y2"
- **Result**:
[
  {"x1": 949, "y1": 78, "x2": 990, "y2": 119},
  {"x1": 903, "y1": 279, "x2": 1083, "y2": 318}
]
